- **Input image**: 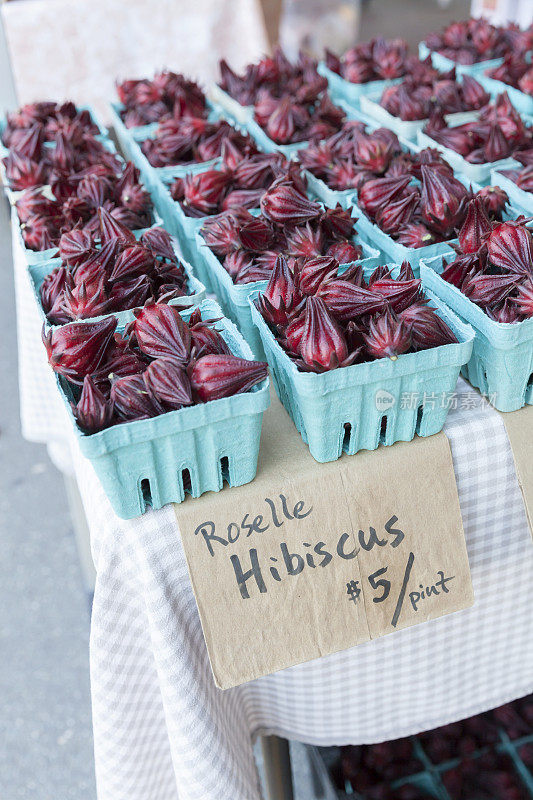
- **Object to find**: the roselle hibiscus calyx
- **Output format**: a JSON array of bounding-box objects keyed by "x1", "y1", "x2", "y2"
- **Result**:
[
  {"x1": 116, "y1": 70, "x2": 207, "y2": 127},
  {"x1": 46, "y1": 304, "x2": 267, "y2": 433},
  {"x1": 14, "y1": 160, "x2": 153, "y2": 252},
  {"x1": 189, "y1": 355, "x2": 268, "y2": 401},
  {"x1": 40, "y1": 225, "x2": 193, "y2": 323},
  {"x1": 141, "y1": 117, "x2": 257, "y2": 169},
  {"x1": 441, "y1": 205, "x2": 533, "y2": 322},
  {"x1": 170, "y1": 152, "x2": 288, "y2": 218},
  {"x1": 423, "y1": 18, "x2": 528, "y2": 65},
  {"x1": 2, "y1": 121, "x2": 123, "y2": 193},
  {"x1": 423, "y1": 92, "x2": 532, "y2": 164},
  {"x1": 255, "y1": 257, "x2": 457, "y2": 373},
  {"x1": 326, "y1": 38, "x2": 409, "y2": 85},
  {"x1": 200, "y1": 202, "x2": 365, "y2": 286},
  {"x1": 2, "y1": 101, "x2": 99, "y2": 149},
  {"x1": 380, "y1": 69, "x2": 489, "y2": 122}
]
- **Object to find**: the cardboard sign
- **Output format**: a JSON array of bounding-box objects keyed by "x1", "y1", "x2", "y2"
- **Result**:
[
  {"x1": 501, "y1": 406, "x2": 533, "y2": 537},
  {"x1": 174, "y1": 395, "x2": 474, "y2": 690}
]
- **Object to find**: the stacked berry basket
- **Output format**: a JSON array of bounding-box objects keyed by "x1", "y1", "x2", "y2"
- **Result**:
[{"x1": 310, "y1": 694, "x2": 533, "y2": 800}]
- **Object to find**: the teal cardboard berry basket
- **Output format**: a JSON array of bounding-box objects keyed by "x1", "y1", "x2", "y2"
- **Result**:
[
  {"x1": 55, "y1": 299, "x2": 270, "y2": 519},
  {"x1": 421, "y1": 257, "x2": 533, "y2": 412},
  {"x1": 491, "y1": 168, "x2": 533, "y2": 216},
  {"x1": 418, "y1": 41, "x2": 504, "y2": 77},
  {"x1": 248, "y1": 270, "x2": 474, "y2": 463},
  {"x1": 195, "y1": 230, "x2": 380, "y2": 359},
  {"x1": 477, "y1": 73, "x2": 533, "y2": 116},
  {"x1": 317, "y1": 62, "x2": 403, "y2": 110}
]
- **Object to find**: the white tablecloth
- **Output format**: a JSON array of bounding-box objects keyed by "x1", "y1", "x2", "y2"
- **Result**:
[{"x1": 13, "y1": 224, "x2": 533, "y2": 800}]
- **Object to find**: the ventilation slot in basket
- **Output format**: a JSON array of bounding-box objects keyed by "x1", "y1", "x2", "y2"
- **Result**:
[
  {"x1": 181, "y1": 468, "x2": 192, "y2": 495},
  {"x1": 415, "y1": 405, "x2": 424, "y2": 435},
  {"x1": 528, "y1": 372, "x2": 533, "y2": 389},
  {"x1": 342, "y1": 423, "x2": 352, "y2": 453},
  {"x1": 220, "y1": 456, "x2": 230, "y2": 486},
  {"x1": 379, "y1": 416, "x2": 388, "y2": 444},
  {"x1": 141, "y1": 478, "x2": 152, "y2": 508}
]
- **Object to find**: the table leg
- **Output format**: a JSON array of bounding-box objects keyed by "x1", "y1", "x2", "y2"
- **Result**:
[{"x1": 261, "y1": 735, "x2": 294, "y2": 800}]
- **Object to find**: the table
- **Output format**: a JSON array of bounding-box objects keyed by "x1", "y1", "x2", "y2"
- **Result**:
[{"x1": 12, "y1": 212, "x2": 533, "y2": 800}]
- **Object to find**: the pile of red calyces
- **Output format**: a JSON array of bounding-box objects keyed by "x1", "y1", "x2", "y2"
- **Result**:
[
  {"x1": 140, "y1": 117, "x2": 257, "y2": 168},
  {"x1": 423, "y1": 91, "x2": 533, "y2": 163},
  {"x1": 116, "y1": 70, "x2": 207, "y2": 128},
  {"x1": 255, "y1": 255, "x2": 457, "y2": 372},
  {"x1": 500, "y1": 149, "x2": 533, "y2": 192},
  {"x1": 40, "y1": 213, "x2": 191, "y2": 324},
  {"x1": 218, "y1": 47, "x2": 328, "y2": 106},
  {"x1": 487, "y1": 54, "x2": 533, "y2": 96},
  {"x1": 356, "y1": 155, "x2": 507, "y2": 248},
  {"x1": 218, "y1": 48, "x2": 345, "y2": 144},
  {"x1": 200, "y1": 178, "x2": 365, "y2": 283},
  {"x1": 341, "y1": 739, "x2": 423, "y2": 791},
  {"x1": 492, "y1": 695, "x2": 533, "y2": 738},
  {"x1": 2, "y1": 101, "x2": 99, "y2": 147},
  {"x1": 2, "y1": 127, "x2": 122, "y2": 193},
  {"x1": 324, "y1": 38, "x2": 410, "y2": 84},
  {"x1": 43, "y1": 305, "x2": 268, "y2": 433},
  {"x1": 418, "y1": 712, "x2": 499, "y2": 763},
  {"x1": 170, "y1": 150, "x2": 291, "y2": 217},
  {"x1": 424, "y1": 18, "x2": 530, "y2": 65},
  {"x1": 380, "y1": 65, "x2": 490, "y2": 121},
  {"x1": 440, "y1": 204, "x2": 533, "y2": 323},
  {"x1": 442, "y1": 752, "x2": 528, "y2": 800},
  {"x1": 16, "y1": 161, "x2": 153, "y2": 251}
]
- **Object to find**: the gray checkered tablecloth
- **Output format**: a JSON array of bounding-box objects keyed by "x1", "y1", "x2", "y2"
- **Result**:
[{"x1": 13, "y1": 224, "x2": 533, "y2": 800}]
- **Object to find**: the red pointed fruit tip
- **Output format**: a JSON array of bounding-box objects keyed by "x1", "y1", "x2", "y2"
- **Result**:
[
  {"x1": 260, "y1": 177, "x2": 321, "y2": 226},
  {"x1": 189, "y1": 355, "x2": 268, "y2": 402},
  {"x1": 357, "y1": 175, "x2": 411, "y2": 218},
  {"x1": 298, "y1": 256, "x2": 339, "y2": 296},
  {"x1": 141, "y1": 227, "x2": 176, "y2": 262},
  {"x1": 458, "y1": 197, "x2": 493, "y2": 254},
  {"x1": 318, "y1": 280, "x2": 387, "y2": 321},
  {"x1": 486, "y1": 219, "x2": 533, "y2": 275},
  {"x1": 189, "y1": 318, "x2": 231, "y2": 358},
  {"x1": 42, "y1": 316, "x2": 117, "y2": 382},
  {"x1": 258, "y1": 255, "x2": 302, "y2": 326},
  {"x1": 110, "y1": 373, "x2": 164, "y2": 420},
  {"x1": 237, "y1": 217, "x2": 274, "y2": 251},
  {"x1": 419, "y1": 164, "x2": 468, "y2": 237},
  {"x1": 370, "y1": 278, "x2": 422, "y2": 313},
  {"x1": 325, "y1": 241, "x2": 362, "y2": 264},
  {"x1": 320, "y1": 205, "x2": 357, "y2": 241},
  {"x1": 72, "y1": 375, "x2": 114, "y2": 433},
  {"x1": 376, "y1": 191, "x2": 419, "y2": 236},
  {"x1": 59, "y1": 229, "x2": 94, "y2": 266},
  {"x1": 182, "y1": 170, "x2": 231, "y2": 214},
  {"x1": 399, "y1": 303, "x2": 457, "y2": 348},
  {"x1": 396, "y1": 223, "x2": 435, "y2": 249},
  {"x1": 475, "y1": 185, "x2": 508, "y2": 220},
  {"x1": 97, "y1": 206, "x2": 137, "y2": 245},
  {"x1": 108, "y1": 244, "x2": 155, "y2": 283},
  {"x1": 40, "y1": 265, "x2": 68, "y2": 314},
  {"x1": 362, "y1": 309, "x2": 412, "y2": 360},
  {"x1": 201, "y1": 212, "x2": 241, "y2": 257},
  {"x1": 143, "y1": 358, "x2": 194, "y2": 408},
  {"x1": 513, "y1": 279, "x2": 533, "y2": 319},
  {"x1": 130, "y1": 303, "x2": 192, "y2": 364},
  {"x1": 299, "y1": 296, "x2": 349, "y2": 371}
]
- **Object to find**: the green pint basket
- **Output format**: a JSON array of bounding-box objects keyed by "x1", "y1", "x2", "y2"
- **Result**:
[
  {"x1": 55, "y1": 299, "x2": 270, "y2": 518},
  {"x1": 249, "y1": 271, "x2": 474, "y2": 463}
]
